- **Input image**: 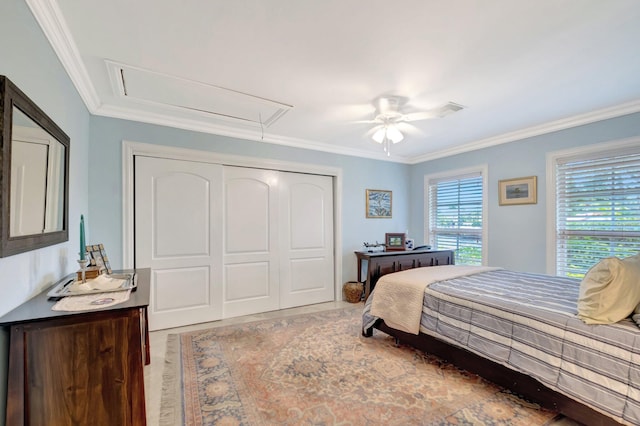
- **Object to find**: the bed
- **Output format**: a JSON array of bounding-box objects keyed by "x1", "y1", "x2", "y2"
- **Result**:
[{"x1": 362, "y1": 265, "x2": 640, "y2": 426}]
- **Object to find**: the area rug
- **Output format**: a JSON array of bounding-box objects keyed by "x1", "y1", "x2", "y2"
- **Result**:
[{"x1": 160, "y1": 304, "x2": 561, "y2": 425}]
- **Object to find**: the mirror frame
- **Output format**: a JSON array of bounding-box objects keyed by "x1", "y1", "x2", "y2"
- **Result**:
[{"x1": 0, "y1": 75, "x2": 70, "y2": 257}]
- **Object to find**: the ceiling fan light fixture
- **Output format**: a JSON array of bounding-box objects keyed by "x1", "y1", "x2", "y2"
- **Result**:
[
  {"x1": 372, "y1": 127, "x2": 385, "y2": 143},
  {"x1": 372, "y1": 125, "x2": 403, "y2": 144},
  {"x1": 366, "y1": 95, "x2": 463, "y2": 156},
  {"x1": 386, "y1": 125, "x2": 404, "y2": 143}
]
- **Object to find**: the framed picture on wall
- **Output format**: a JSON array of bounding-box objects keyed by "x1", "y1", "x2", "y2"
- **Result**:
[
  {"x1": 499, "y1": 176, "x2": 537, "y2": 206},
  {"x1": 366, "y1": 189, "x2": 392, "y2": 218}
]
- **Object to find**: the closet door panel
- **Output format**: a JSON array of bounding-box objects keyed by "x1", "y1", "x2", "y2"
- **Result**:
[
  {"x1": 222, "y1": 167, "x2": 279, "y2": 318},
  {"x1": 153, "y1": 267, "x2": 210, "y2": 311},
  {"x1": 289, "y1": 257, "x2": 327, "y2": 291},
  {"x1": 225, "y1": 178, "x2": 270, "y2": 253},
  {"x1": 135, "y1": 156, "x2": 223, "y2": 331},
  {"x1": 224, "y1": 262, "x2": 270, "y2": 300},
  {"x1": 153, "y1": 172, "x2": 210, "y2": 256},
  {"x1": 289, "y1": 183, "x2": 325, "y2": 248},
  {"x1": 280, "y1": 172, "x2": 334, "y2": 308}
]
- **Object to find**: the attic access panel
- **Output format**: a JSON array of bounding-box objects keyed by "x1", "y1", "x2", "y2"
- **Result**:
[{"x1": 107, "y1": 61, "x2": 291, "y2": 127}]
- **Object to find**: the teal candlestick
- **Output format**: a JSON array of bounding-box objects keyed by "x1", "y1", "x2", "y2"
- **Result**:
[{"x1": 80, "y1": 215, "x2": 86, "y2": 260}]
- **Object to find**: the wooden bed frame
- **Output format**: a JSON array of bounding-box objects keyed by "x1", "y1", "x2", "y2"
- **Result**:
[{"x1": 362, "y1": 275, "x2": 623, "y2": 426}]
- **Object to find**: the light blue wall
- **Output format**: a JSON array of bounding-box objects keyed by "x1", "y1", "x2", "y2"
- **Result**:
[
  {"x1": 0, "y1": 0, "x2": 91, "y2": 423},
  {"x1": 88, "y1": 116, "x2": 411, "y2": 284},
  {"x1": 409, "y1": 112, "x2": 640, "y2": 273}
]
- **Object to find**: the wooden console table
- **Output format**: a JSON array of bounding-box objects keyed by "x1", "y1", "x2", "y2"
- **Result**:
[
  {"x1": 355, "y1": 250, "x2": 455, "y2": 299},
  {"x1": 0, "y1": 268, "x2": 151, "y2": 426}
]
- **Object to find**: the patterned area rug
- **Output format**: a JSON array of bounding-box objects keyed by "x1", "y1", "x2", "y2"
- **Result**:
[{"x1": 160, "y1": 304, "x2": 562, "y2": 425}]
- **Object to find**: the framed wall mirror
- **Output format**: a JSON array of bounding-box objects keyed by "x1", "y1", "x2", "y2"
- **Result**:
[{"x1": 0, "y1": 75, "x2": 70, "y2": 257}]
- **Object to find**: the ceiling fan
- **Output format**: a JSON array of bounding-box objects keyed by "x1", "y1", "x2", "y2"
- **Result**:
[{"x1": 361, "y1": 95, "x2": 464, "y2": 156}]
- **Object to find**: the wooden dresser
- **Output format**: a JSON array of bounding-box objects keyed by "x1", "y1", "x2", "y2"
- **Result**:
[
  {"x1": 355, "y1": 250, "x2": 455, "y2": 299},
  {"x1": 0, "y1": 268, "x2": 150, "y2": 426}
]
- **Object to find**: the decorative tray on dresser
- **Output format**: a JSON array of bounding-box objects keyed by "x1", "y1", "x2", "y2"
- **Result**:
[{"x1": 46, "y1": 272, "x2": 137, "y2": 298}]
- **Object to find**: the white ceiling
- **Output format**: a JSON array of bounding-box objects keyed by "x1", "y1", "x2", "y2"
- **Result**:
[{"x1": 28, "y1": 0, "x2": 640, "y2": 163}]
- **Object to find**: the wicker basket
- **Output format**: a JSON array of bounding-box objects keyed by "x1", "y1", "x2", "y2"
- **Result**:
[{"x1": 343, "y1": 281, "x2": 364, "y2": 303}]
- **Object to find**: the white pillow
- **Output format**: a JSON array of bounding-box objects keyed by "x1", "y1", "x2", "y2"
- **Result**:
[{"x1": 577, "y1": 254, "x2": 640, "y2": 324}]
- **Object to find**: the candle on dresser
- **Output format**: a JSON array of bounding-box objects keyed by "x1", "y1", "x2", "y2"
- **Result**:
[{"x1": 80, "y1": 215, "x2": 86, "y2": 260}]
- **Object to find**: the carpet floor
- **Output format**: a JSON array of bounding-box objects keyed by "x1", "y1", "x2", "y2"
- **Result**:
[{"x1": 160, "y1": 304, "x2": 563, "y2": 425}]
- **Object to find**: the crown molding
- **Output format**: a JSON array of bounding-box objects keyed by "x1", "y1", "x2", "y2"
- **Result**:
[
  {"x1": 408, "y1": 99, "x2": 640, "y2": 164},
  {"x1": 96, "y1": 103, "x2": 404, "y2": 163},
  {"x1": 26, "y1": 0, "x2": 101, "y2": 111}
]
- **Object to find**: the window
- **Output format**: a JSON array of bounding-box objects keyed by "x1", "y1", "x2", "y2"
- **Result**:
[
  {"x1": 551, "y1": 140, "x2": 640, "y2": 278},
  {"x1": 425, "y1": 167, "x2": 487, "y2": 265}
]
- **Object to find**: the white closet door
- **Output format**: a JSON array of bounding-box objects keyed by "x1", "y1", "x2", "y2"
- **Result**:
[
  {"x1": 222, "y1": 166, "x2": 279, "y2": 318},
  {"x1": 279, "y1": 172, "x2": 334, "y2": 308},
  {"x1": 135, "y1": 156, "x2": 223, "y2": 331}
]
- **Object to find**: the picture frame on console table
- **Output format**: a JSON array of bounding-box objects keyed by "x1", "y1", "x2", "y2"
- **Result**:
[
  {"x1": 385, "y1": 233, "x2": 406, "y2": 251},
  {"x1": 87, "y1": 243, "x2": 112, "y2": 274}
]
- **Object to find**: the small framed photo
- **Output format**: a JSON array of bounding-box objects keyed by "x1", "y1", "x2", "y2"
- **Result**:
[
  {"x1": 385, "y1": 233, "x2": 406, "y2": 251},
  {"x1": 366, "y1": 189, "x2": 392, "y2": 218},
  {"x1": 86, "y1": 243, "x2": 112, "y2": 274},
  {"x1": 499, "y1": 176, "x2": 537, "y2": 206}
]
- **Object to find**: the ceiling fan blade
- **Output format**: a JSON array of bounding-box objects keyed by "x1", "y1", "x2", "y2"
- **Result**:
[
  {"x1": 400, "y1": 102, "x2": 465, "y2": 122},
  {"x1": 399, "y1": 111, "x2": 438, "y2": 122},
  {"x1": 364, "y1": 124, "x2": 384, "y2": 138},
  {"x1": 396, "y1": 122, "x2": 427, "y2": 138},
  {"x1": 353, "y1": 119, "x2": 382, "y2": 124}
]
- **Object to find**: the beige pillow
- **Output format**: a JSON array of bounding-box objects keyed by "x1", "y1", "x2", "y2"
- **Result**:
[{"x1": 577, "y1": 254, "x2": 640, "y2": 324}]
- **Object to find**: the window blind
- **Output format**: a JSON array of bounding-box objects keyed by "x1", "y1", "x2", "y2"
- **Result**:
[
  {"x1": 428, "y1": 173, "x2": 483, "y2": 265},
  {"x1": 556, "y1": 150, "x2": 640, "y2": 278}
]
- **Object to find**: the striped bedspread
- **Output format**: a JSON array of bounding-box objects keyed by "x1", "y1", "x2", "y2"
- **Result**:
[{"x1": 362, "y1": 268, "x2": 640, "y2": 425}]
